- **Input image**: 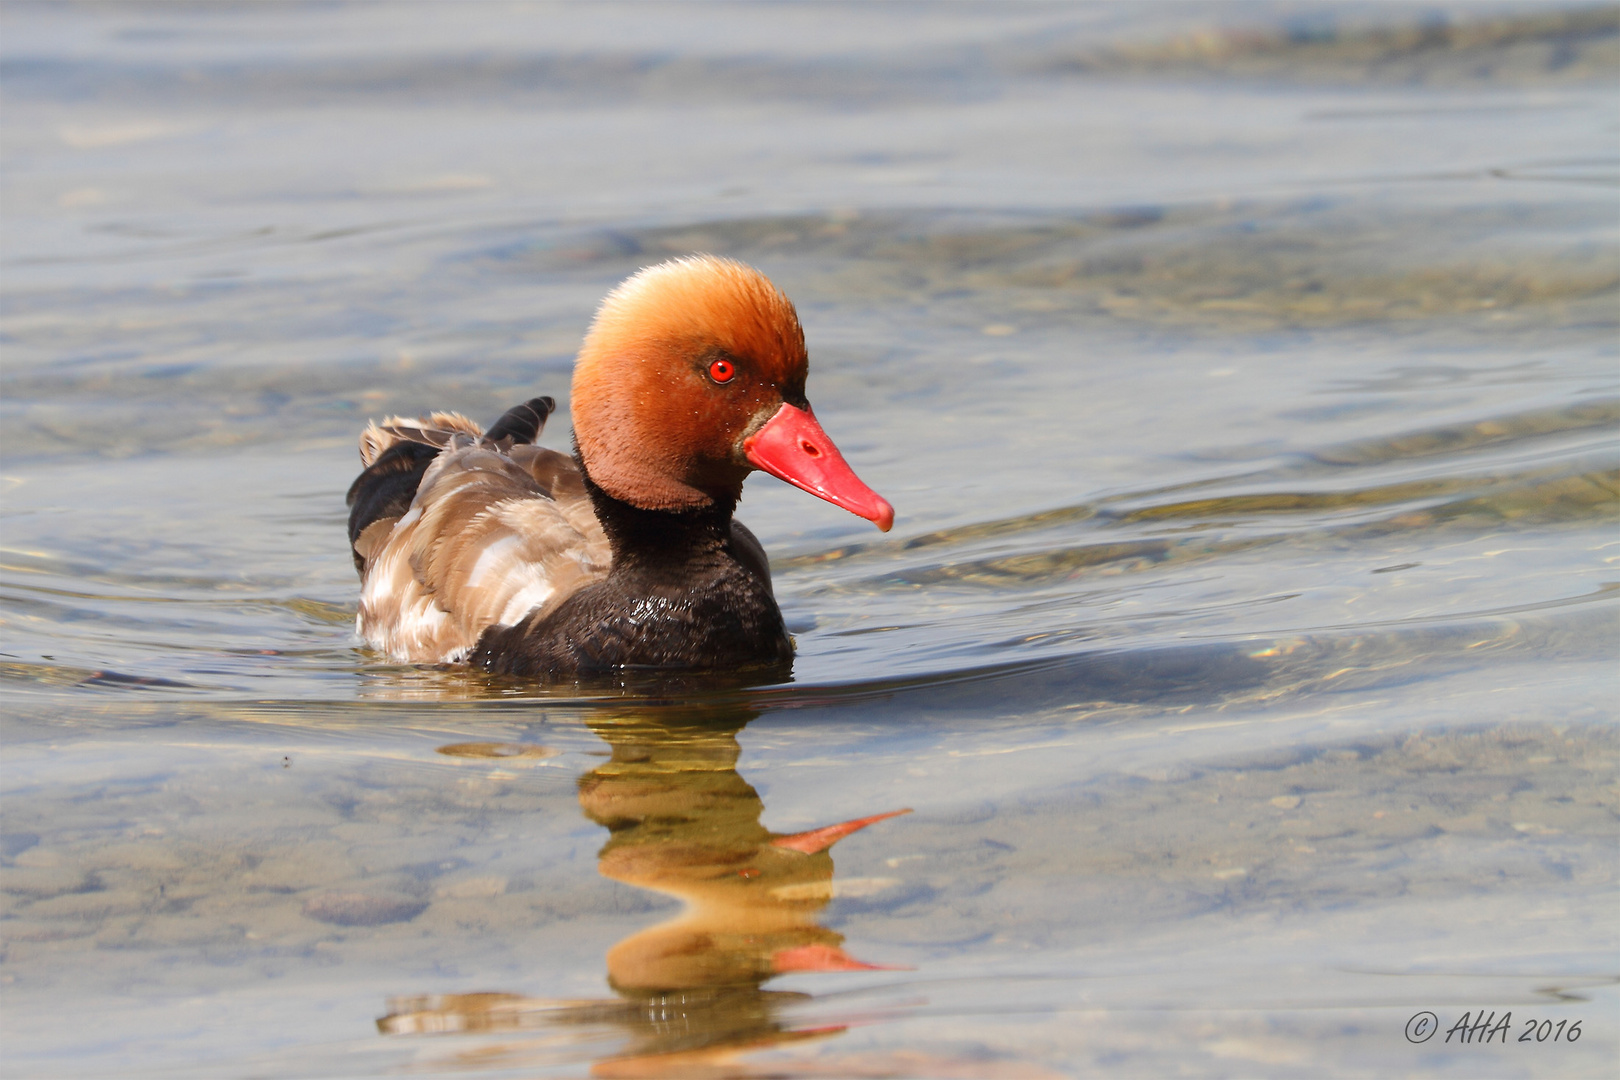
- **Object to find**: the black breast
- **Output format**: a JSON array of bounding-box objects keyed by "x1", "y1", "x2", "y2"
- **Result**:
[{"x1": 469, "y1": 474, "x2": 792, "y2": 678}]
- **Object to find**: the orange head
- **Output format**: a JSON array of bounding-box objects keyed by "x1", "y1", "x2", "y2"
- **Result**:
[{"x1": 571, "y1": 256, "x2": 892, "y2": 530}]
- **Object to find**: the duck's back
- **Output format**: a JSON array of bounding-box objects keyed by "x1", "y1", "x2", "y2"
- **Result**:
[{"x1": 347, "y1": 400, "x2": 611, "y2": 664}]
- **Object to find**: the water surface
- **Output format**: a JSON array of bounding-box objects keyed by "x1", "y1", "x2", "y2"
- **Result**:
[{"x1": 2, "y1": 3, "x2": 1617, "y2": 1076}]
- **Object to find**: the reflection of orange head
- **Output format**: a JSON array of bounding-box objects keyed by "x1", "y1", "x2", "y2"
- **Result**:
[{"x1": 572, "y1": 256, "x2": 808, "y2": 511}]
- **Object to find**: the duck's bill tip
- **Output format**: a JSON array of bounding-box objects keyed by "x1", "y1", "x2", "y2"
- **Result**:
[{"x1": 745, "y1": 404, "x2": 894, "y2": 532}]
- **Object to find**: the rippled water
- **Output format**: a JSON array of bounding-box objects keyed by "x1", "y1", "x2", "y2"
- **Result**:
[{"x1": 3, "y1": 3, "x2": 1617, "y2": 1077}]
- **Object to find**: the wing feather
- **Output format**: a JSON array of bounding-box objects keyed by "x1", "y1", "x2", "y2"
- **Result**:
[
  {"x1": 356, "y1": 441, "x2": 610, "y2": 663},
  {"x1": 359, "y1": 411, "x2": 484, "y2": 467}
]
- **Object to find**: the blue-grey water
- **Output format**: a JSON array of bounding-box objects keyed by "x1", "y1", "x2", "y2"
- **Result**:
[{"x1": 2, "y1": 3, "x2": 1617, "y2": 1077}]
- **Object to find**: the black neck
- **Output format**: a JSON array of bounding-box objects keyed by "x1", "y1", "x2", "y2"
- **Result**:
[{"x1": 578, "y1": 455, "x2": 737, "y2": 572}]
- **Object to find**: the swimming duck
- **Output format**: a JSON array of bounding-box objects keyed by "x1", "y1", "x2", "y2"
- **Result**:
[{"x1": 346, "y1": 255, "x2": 893, "y2": 677}]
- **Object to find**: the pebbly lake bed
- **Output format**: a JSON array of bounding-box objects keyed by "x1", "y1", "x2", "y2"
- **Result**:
[{"x1": 2, "y1": 3, "x2": 1617, "y2": 1077}]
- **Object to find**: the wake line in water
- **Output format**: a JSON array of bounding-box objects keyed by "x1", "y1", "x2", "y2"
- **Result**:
[
  {"x1": 23, "y1": 587, "x2": 1600, "y2": 717},
  {"x1": 753, "y1": 598, "x2": 1617, "y2": 715}
]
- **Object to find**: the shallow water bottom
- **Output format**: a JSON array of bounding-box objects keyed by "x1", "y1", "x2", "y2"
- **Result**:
[{"x1": 4, "y1": 647, "x2": 1614, "y2": 1078}]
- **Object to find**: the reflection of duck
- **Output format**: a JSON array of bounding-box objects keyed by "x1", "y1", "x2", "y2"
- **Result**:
[
  {"x1": 379, "y1": 708, "x2": 910, "y2": 1075},
  {"x1": 346, "y1": 256, "x2": 893, "y2": 676},
  {"x1": 580, "y1": 711, "x2": 909, "y2": 994}
]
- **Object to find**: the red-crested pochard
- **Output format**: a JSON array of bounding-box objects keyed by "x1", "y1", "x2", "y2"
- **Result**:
[{"x1": 346, "y1": 255, "x2": 893, "y2": 677}]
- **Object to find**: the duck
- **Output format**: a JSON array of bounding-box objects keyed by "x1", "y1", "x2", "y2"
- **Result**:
[{"x1": 345, "y1": 255, "x2": 894, "y2": 678}]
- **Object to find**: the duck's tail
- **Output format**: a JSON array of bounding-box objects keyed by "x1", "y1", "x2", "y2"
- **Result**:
[{"x1": 346, "y1": 397, "x2": 556, "y2": 574}]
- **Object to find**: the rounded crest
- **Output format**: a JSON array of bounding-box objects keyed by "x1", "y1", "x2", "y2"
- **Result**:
[{"x1": 571, "y1": 256, "x2": 808, "y2": 511}]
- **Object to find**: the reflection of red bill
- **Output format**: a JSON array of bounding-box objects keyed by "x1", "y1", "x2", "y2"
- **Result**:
[
  {"x1": 744, "y1": 404, "x2": 895, "y2": 531},
  {"x1": 771, "y1": 808, "x2": 912, "y2": 855},
  {"x1": 771, "y1": 943, "x2": 909, "y2": 974}
]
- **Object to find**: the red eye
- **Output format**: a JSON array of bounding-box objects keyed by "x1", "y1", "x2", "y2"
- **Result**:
[{"x1": 708, "y1": 358, "x2": 736, "y2": 384}]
